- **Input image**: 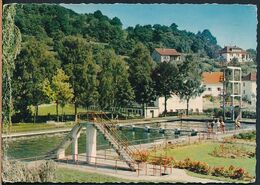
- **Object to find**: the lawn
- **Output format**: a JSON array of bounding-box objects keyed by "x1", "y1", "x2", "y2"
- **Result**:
[
  {"x1": 153, "y1": 142, "x2": 256, "y2": 177},
  {"x1": 3, "y1": 122, "x2": 74, "y2": 133},
  {"x1": 31, "y1": 104, "x2": 88, "y2": 116},
  {"x1": 54, "y1": 167, "x2": 130, "y2": 183}
]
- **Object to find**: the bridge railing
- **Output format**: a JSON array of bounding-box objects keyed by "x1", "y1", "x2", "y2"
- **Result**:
[
  {"x1": 76, "y1": 111, "x2": 141, "y2": 165},
  {"x1": 93, "y1": 112, "x2": 139, "y2": 160}
]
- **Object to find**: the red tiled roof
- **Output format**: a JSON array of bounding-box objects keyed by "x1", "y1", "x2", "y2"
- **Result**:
[
  {"x1": 242, "y1": 72, "x2": 256, "y2": 81},
  {"x1": 155, "y1": 48, "x2": 181, "y2": 56},
  {"x1": 202, "y1": 72, "x2": 224, "y2": 84},
  {"x1": 220, "y1": 46, "x2": 247, "y2": 54}
]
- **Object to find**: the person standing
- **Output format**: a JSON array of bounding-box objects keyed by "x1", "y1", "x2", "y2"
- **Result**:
[
  {"x1": 220, "y1": 120, "x2": 225, "y2": 133},
  {"x1": 237, "y1": 120, "x2": 241, "y2": 129},
  {"x1": 211, "y1": 120, "x2": 215, "y2": 133},
  {"x1": 216, "y1": 118, "x2": 220, "y2": 132}
]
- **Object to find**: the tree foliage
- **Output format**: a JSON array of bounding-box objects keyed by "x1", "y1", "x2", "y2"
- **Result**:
[
  {"x1": 97, "y1": 49, "x2": 134, "y2": 110},
  {"x1": 152, "y1": 62, "x2": 179, "y2": 114},
  {"x1": 14, "y1": 4, "x2": 221, "y2": 58},
  {"x1": 3, "y1": 4, "x2": 22, "y2": 125},
  {"x1": 7, "y1": 4, "x2": 228, "y2": 122},
  {"x1": 57, "y1": 36, "x2": 99, "y2": 115},
  {"x1": 13, "y1": 37, "x2": 60, "y2": 122},
  {"x1": 128, "y1": 43, "x2": 156, "y2": 115},
  {"x1": 177, "y1": 55, "x2": 205, "y2": 115},
  {"x1": 42, "y1": 69, "x2": 74, "y2": 121}
]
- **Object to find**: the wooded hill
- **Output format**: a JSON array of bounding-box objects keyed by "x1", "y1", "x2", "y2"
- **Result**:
[
  {"x1": 7, "y1": 4, "x2": 255, "y2": 123},
  {"x1": 15, "y1": 4, "x2": 221, "y2": 58}
]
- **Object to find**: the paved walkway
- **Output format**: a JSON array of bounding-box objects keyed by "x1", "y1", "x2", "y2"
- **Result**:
[{"x1": 57, "y1": 162, "x2": 223, "y2": 183}]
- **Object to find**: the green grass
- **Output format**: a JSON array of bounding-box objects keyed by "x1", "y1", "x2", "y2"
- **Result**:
[
  {"x1": 153, "y1": 142, "x2": 256, "y2": 176},
  {"x1": 31, "y1": 104, "x2": 88, "y2": 116},
  {"x1": 3, "y1": 122, "x2": 74, "y2": 133},
  {"x1": 185, "y1": 170, "x2": 249, "y2": 183},
  {"x1": 54, "y1": 167, "x2": 131, "y2": 183}
]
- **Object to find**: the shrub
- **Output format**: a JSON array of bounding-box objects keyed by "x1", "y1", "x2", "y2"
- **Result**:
[
  {"x1": 192, "y1": 161, "x2": 211, "y2": 175},
  {"x1": 150, "y1": 156, "x2": 174, "y2": 166},
  {"x1": 133, "y1": 150, "x2": 150, "y2": 163},
  {"x1": 212, "y1": 166, "x2": 226, "y2": 177},
  {"x1": 3, "y1": 159, "x2": 56, "y2": 182},
  {"x1": 231, "y1": 168, "x2": 245, "y2": 179},
  {"x1": 233, "y1": 131, "x2": 256, "y2": 141}
]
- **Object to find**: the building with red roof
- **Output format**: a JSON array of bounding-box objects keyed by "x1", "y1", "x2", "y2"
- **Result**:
[
  {"x1": 220, "y1": 46, "x2": 252, "y2": 62},
  {"x1": 202, "y1": 71, "x2": 224, "y2": 97},
  {"x1": 152, "y1": 48, "x2": 181, "y2": 63}
]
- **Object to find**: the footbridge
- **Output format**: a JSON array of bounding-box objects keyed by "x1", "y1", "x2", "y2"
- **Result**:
[{"x1": 48, "y1": 112, "x2": 139, "y2": 171}]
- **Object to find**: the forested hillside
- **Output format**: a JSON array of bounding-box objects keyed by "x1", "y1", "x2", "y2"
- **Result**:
[
  {"x1": 15, "y1": 4, "x2": 221, "y2": 58},
  {"x1": 8, "y1": 4, "x2": 229, "y2": 122}
]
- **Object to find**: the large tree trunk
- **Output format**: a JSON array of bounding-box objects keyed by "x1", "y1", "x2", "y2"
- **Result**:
[
  {"x1": 36, "y1": 105, "x2": 38, "y2": 119},
  {"x1": 164, "y1": 96, "x2": 167, "y2": 116},
  {"x1": 56, "y1": 101, "x2": 59, "y2": 122},
  {"x1": 33, "y1": 105, "x2": 38, "y2": 124},
  {"x1": 61, "y1": 107, "x2": 64, "y2": 122},
  {"x1": 186, "y1": 99, "x2": 190, "y2": 116}
]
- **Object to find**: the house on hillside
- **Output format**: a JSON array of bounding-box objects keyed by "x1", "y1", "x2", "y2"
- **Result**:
[
  {"x1": 220, "y1": 46, "x2": 252, "y2": 62},
  {"x1": 242, "y1": 72, "x2": 257, "y2": 104},
  {"x1": 202, "y1": 72, "x2": 223, "y2": 97},
  {"x1": 152, "y1": 48, "x2": 181, "y2": 63}
]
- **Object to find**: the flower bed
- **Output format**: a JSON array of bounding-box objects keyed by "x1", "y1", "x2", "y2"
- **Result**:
[
  {"x1": 233, "y1": 131, "x2": 256, "y2": 141},
  {"x1": 210, "y1": 143, "x2": 255, "y2": 159},
  {"x1": 173, "y1": 158, "x2": 254, "y2": 181}
]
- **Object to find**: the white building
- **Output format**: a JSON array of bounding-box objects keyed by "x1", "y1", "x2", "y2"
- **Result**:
[
  {"x1": 242, "y1": 72, "x2": 257, "y2": 104},
  {"x1": 220, "y1": 46, "x2": 251, "y2": 63},
  {"x1": 201, "y1": 72, "x2": 223, "y2": 97},
  {"x1": 152, "y1": 95, "x2": 203, "y2": 116},
  {"x1": 152, "y1": 48, "x2": 181, "y2": 63}
]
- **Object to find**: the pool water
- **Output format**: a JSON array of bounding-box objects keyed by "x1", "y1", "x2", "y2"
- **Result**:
[{"x1": 4, "y1": 121, "x2": 253, "y2": 160}]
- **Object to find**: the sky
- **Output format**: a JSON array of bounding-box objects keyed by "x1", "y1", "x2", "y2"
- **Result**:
[{"x1": 61, "y1": 4, "x2": 257, "y2": 50}]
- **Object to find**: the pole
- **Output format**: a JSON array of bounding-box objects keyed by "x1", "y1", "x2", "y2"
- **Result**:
[{"x1": 222, "y1": 68, "x2": 226, "y2": 121}]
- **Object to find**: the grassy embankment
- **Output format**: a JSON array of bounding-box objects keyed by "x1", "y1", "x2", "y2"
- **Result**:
[{"x1": 4, "y1": 104, "x2": 85, "y2": 133}]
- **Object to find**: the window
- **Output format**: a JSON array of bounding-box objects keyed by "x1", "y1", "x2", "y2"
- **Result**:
[
  {"x1": 208, "y1": 88, "x2": 212, "y2": 91},
  {"x1": 243, "y1": 90, "x2": 245, "y2": 94},
  {"x1": 217, "y1": 87, "x2": 221, "y2": 91},
  {"x1": 243, "y1": 82, "x2": 245, "y2": 87}
]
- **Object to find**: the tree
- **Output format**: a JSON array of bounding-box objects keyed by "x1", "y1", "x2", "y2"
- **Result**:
[
  {"x1": 128, "y1": 43, "x2": 156, "y2": 116},
  {"x1": 42, "y1": 69, "x2": 74, "y2": 122},
  {"x1": 229, "y1": 58, "x2": 240, "y2": 67},
  {"x1": 2, "y1": 4, "x2": 22, "y2": 126},
  {"x1": 152, "y1": 62, "x2": 179, "y2": 114},
  {"x1": 56, "y1": 36, "x2": 99, "y2": 117},
  {"x1": 177, "y1": 55, "x2": 205, "y2": 116},
  {"x1": 13, "y1": 37, "x2": 60, "y2": 123},
  {"x1": 246, "y1": 49, "x2": 256, "y2": 63},
  {"x1": 96, "y1": 49, "x2": 134, "y2": 110}
]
